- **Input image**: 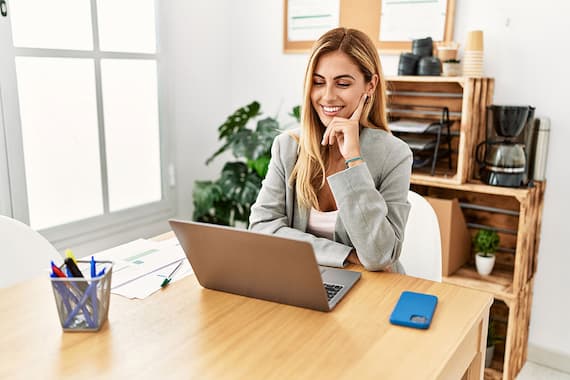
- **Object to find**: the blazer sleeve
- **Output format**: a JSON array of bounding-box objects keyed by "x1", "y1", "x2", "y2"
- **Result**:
[
  {"x1": 249, "y1": 134, "x2": 352, "y2": 267},
  {"x1": 327, "y1": 142, "x2": 412, "y2": 271}
]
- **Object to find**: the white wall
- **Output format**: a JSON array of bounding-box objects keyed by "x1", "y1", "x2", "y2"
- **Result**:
[
  {"x1": 160, "y1": 1, "x2": 233, "y2": 220},
  {"x1": 165, "y1": 0, "x2": 570, "y2": 365},
  {"x1": 452, "y1": 0, "x2": 570, "y2": 364}
]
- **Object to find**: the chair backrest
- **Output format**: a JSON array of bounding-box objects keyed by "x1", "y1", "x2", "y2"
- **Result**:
[
  {"x1": 399, "y1": 191, "x2": 442, "y2": 282},
  {"x1": 0, "y1": 215, "x2": 62, "y2": 288}
]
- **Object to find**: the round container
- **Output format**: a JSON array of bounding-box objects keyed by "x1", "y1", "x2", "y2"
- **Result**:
[
  {"x1": 398, "y1": 52, "x2": 420, "y2": 75},
  {"x1": 412, "y1": 37, "x2": 433, "y2": 57},
  {"x1": 462, "y1": 50, "x2": 484, "y2": 76},
  {"x1": 418, "y1": 56, "x2": 441, "y2": 76},
  {"x1": 442, "y1": 62, "x2": 462, "y2": 76},
  {"x1": 465, "y1": 30, "x2": 484, "y2": 51},
  {"x1": 437, "y1": 47, "x2": 458, "y2": 61}
]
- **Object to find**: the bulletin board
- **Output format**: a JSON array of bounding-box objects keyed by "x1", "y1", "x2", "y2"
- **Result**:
[{"x1": 283, "y1": 0, "x2": 455, "y2": 54}]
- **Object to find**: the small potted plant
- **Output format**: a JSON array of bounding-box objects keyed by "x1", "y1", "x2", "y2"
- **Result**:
[
  {"x1": 473, "y1": 229, "x2": 499, "y2": 276},
  {"x1": 442, "y1": 59, "x2": 461, "y2": 76}
]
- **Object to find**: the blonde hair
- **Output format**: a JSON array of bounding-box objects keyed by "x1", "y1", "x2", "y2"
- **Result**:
[{"x1": 290, "y1": 27, "x2": 389, "y2": 210}]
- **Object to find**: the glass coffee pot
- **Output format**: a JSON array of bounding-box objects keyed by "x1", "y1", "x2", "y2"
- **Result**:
[{"x1": 476, "y1": 105, "x2": 535, "y2": 187}]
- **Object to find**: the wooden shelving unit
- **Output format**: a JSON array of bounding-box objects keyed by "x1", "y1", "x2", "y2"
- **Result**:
[
  {"x1": 411, "y1": 180, "x2": 545, "y2": 380},
  {"x1": 389, "y1": 75, "x2": 545, "y2": 380}
]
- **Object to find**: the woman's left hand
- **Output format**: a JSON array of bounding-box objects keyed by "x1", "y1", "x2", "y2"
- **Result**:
[{"x1": 321, "y1": 93, "x2": 367, "y2": 159}]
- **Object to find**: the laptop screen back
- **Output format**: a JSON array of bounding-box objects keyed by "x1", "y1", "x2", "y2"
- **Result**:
[{"x1": 169, "y1": 220, "x2": 331, "y2": 311}]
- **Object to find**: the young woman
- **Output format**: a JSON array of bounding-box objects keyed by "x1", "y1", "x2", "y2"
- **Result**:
[{"x1": 249, "y1": 27, "x2": 412, "y2": 272}]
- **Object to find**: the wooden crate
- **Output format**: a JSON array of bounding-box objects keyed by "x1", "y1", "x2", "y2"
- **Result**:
[
  {"x1": 484, "y1": 280, "x2": 534, "y2": 380},
  {"x1": 410, "y1": 181, "x2": 545, "y2": 380},
  {"x1": 386, "y1": 76, "x2": 494, "y2": 185},
  {"x1": 411, "y1": 180, "x2": 545, "y2": 301}
]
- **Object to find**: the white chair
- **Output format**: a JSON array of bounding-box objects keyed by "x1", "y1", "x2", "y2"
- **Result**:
[
  {"x1": 0, "y1": 215, "x2": 62, "y2": 288},
  {"x1": 399, "y1": 191, "x2": 442, "y2": 282}
]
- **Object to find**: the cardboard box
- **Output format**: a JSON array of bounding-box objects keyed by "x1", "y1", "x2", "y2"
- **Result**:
[{"x1": 425, "y1": 197, "x2": 471, "y2": 276}]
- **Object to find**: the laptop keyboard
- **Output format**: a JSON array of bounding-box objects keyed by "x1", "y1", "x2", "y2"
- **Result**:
[{"x1": 324, "y1": 283, "x2": 344, "y2": 301}]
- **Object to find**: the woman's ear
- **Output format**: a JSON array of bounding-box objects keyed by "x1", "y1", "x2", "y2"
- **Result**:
[{"x1": 367, "y1": 74, "x2": 379, "y2": 94}]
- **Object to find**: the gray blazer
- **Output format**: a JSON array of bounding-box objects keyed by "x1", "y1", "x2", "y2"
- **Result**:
[{"x1": 249, "y1": 127, "x2": 412, "y2": 273}]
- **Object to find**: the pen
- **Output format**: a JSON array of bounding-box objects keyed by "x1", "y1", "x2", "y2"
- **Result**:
[
  {"x1": 90, "y1": 256, "x2": 96, "y2": 278},
  {"x1": 160, "y1": 261, "x2": 183, "y2": 288},
  {"x1": 51, "y1": 261, "x2": 66, "y2": 278},
  {"x1": 65, "y1": 249, "x2": 77, "y2": 263},
  {"x1": 96, "y1": 267, "x2": 106, "y2": 277},
  {"x1": 65, "y1": 257, "x2": 84, "y2": 278},
  {"x1": 64, "y1": 257, "x2": 90, "y2": 298}
]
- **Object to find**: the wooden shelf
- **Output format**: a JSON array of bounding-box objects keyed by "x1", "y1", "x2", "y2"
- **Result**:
[
  {"x1": 387, "y1": 75, "x2": 468, "y2": 85},
  {"x1": 411, "y1": 178, "x2": 535, "y2": 202},
  {"x1": 443, "y1": 266, "x2": 515, "y2": 303}
]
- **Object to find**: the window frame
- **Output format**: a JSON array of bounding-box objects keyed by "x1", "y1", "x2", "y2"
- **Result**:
[{"x1": 0, "y1": 0, "x2": 175, "y2": 250}]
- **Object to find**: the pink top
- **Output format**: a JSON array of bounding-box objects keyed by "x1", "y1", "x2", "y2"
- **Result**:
[{"x1": 306, "y1": 208, "x2": 339, "y2": 241}]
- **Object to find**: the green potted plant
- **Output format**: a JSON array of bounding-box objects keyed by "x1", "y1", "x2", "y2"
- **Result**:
[
  {"x1": 192, "y1": 101, "x2": 300, "y2": 227},
  {"x1": 473, "y1": 229, "x2": 500, "y2": 276}
]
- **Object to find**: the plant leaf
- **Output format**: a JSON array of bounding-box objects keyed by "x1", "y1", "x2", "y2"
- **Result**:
[
  {"x1": 289, "y1": 105, "x2": 301, "y2": 123},
  {"x1": 218, "y1": 101, "x2": 261, "y2": 139},
  {"x1": 230, "y1": 129, "x2": 257, "y2": 161},
  {"x1": 218, "y1": 162, "x2": 262, "y2": 215},
  {"x1": 192, "y1": 180, "x2": 222, "y2": 220},
  {"x1": 249, "y1": 156, "x2": 271, "y2": 178},
  {"x1": 206, "y1": 101, "x2": 261, "y2": 164},
  {"x1": 254, "y1": 117, "x2": 280, "y2": 159}
]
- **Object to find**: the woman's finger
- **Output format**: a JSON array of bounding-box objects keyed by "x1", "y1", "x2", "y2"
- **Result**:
[{"x1": 350, "y1": 93, "x2": 368, "y2": 121}]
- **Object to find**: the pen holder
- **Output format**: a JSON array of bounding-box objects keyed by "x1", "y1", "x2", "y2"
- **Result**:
[{"x1": 50, "y1": 260, "x2": 113, "y2": 332}]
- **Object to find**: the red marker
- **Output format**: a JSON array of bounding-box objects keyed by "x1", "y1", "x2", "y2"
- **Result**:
[{"x1": 51, "y1": 261, "x2": 67, "y2": 278}]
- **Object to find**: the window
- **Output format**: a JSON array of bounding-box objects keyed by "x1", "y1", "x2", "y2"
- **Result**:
[{"x1": 0, "y1": 0, "x2": 174, "y2": 249}]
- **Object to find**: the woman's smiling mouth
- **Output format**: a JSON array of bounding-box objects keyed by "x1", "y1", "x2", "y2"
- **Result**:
[{"x1": 321, "y1": 105, "x2": 344, "y2": 116}]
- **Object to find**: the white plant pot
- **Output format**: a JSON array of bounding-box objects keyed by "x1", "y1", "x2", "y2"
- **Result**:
[
  {"x1": 476, "y1": 253, "x2": 496, "y2": 276},
  {"x1": 442, "y1": 62, "x2": 462, "y2": 76}
]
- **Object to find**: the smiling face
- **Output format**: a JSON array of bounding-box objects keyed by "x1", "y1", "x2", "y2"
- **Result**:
[{"x1": 310, "y1": 50, "x2": 374, "y2": 126}]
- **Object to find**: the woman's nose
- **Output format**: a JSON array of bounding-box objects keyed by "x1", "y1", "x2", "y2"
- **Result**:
[{"x1": 322, "y1": 84, "x2": 337, "y2": 101}]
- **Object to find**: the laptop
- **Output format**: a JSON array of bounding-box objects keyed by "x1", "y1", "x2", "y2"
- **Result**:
[{"x1": 169, "y1": 220, "x2": 361, "y2": 312}]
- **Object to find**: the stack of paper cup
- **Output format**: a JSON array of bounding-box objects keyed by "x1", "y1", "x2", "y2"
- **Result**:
[{"x1": 463, "y1": 30, "x2": 484, "y2": 77}]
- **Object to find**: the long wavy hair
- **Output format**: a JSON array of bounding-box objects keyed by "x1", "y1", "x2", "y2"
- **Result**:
[{"x1": 289, "y1": 27, "x2": 389, "y2": 210}]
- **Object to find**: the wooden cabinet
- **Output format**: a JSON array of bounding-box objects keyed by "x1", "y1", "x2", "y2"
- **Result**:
[{"x1": 391, "y1": 76, "x2": 545, "y2": 380}]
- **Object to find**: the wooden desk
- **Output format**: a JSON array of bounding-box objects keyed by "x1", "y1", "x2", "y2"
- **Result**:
[{"x1": 0, "y1": 268, "x2": 491, "y2": 379}]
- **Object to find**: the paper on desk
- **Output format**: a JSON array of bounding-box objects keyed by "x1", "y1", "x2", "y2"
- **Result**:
[
  {"x1": 111, "y1": 258, "x2": 193, "y2": 299},
  {"x1": 153, "y1": 236, "x2": 181, "y2": 250},
  {"x1": 93, "y1": 238, "x2": 190, "y2": 297}
]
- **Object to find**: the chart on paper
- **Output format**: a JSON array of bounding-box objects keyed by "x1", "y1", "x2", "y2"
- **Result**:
[{"x1": 93, "y1": 237, "x2": 193, "y2": 299}]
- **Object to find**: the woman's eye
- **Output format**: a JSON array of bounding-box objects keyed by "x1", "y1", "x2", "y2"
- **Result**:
[
  {"x1": 313, "y1": 81, "x2": 325, "y2": 86},
  {"x1": 337, "y1": 82, "x2": 351, "y2": 88}
]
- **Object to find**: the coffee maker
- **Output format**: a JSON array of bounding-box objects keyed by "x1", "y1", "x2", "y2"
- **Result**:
[{"x1": 476, "y1": 105, "x2": 535, "y2": 187}]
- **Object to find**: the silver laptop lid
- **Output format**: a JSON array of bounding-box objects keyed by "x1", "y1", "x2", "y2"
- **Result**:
[{"x1": 169, "y1": 220, "x2": 333, "y2": 311}]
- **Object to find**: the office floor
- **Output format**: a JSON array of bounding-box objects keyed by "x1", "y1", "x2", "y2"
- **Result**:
[{"x1": 516, "y1": 361, "x2": 570, "y2": 380}]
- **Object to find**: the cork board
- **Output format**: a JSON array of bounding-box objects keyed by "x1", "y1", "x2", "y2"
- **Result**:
[{"x1": 283, "y1": 0, "x2": 455, "y2": 54}]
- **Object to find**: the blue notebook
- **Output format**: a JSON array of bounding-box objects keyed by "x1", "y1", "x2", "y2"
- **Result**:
[{"x1": 389, "y1": 291, "x2": 438, "y2": 329}]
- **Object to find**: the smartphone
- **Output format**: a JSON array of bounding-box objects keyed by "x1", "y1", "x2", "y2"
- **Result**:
[{"x1": 389, "y1": 291, "x2": 438, "y2": 329}]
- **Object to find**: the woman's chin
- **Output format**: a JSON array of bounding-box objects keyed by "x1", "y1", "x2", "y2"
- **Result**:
[{"x1": 318, "y1": 114, "x2": 333, "y2": 126}]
